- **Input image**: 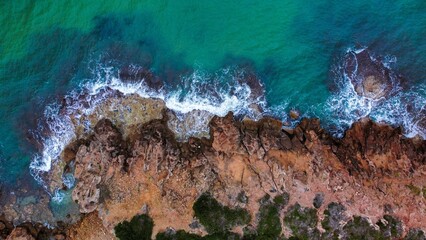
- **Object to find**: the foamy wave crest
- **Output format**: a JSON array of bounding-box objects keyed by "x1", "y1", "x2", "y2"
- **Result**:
[
  {"x1": 30, "y1": 64, "x2": 266, "y2": 184},
  {"x1": 166, "y1": 68, "x2": 263, "y2": 116},
  {"x1": 30, "y1": 104, "x2": 76, "y2": 181},
  {"x1": 88, "y1": 66, "x2": 263, "y2": 116}
]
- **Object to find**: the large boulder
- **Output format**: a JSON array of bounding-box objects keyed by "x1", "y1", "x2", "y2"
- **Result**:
[
  {"x1": 344, "y1": 49, "x2": 398, "y2": 99},
  {"x1": 72, "y1": 119, "x2": 127, "y2": 213}
]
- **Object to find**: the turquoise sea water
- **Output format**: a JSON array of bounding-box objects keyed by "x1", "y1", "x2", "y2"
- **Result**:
[{"x1": 1, "y1": 1, "x2": 425, "y2": 185}]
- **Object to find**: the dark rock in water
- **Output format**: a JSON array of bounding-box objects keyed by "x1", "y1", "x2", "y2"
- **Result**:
[
  {"x1": 289, "y1": 109, "x2": 300, "y2": 120},
  {"x1": 119, "y1": 66, "x2": 163, "y2": 91},
  {"x1": 344, "y1": 49, "x2": 400, "y2": 99},
  {"x1": 244, "y1": 72, "x2": 264, "y2": 100}
]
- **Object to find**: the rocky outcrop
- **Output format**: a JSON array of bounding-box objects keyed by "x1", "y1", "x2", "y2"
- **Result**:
[
  {"x1": 61, "y1": 110, "x2": 426, "y2": 239},
  {"x1": 344, "y1": 49, "x2": 400, "y2": 99},
  {"x1": 47, "y1": 93, "x2": 166, "y2": 193},
  {"x1": 4, "y1": 97, "x2": 424, "y2": 239},
  {"x1": 335, "y1": 117, "x2": 426, "y2": 177},
  {"x1": 72, "y1": 119, "x2": 127, "y2": 213}
]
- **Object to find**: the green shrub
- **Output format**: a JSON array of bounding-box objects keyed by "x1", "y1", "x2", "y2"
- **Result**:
[
  {"x1": 257, "y1": 202, "x2": 282, "y2": 239},
  {"x1": 406, "y1": 184, "x2": 422, "y2": 196},
  {"x1": 283, "y1": 203, "x2": 320, "y2": 240},
  {"x1": 273, "y1": 192, "x2": 290, "y2": 208},
  {"x1": 342, "y1": 216, "x2": 383, "y2": 240},
  {"x1": 193, "y1": 193, "x2": 251, "y2": 233},
  {"x1": 377, "y1": 215, "x2": 403, "y2": 239},
  {"x1": 404, "y1": 229, "x2": 426, "y2": 240},
  {"x1": 320, "y1": 202, "x2": 346, "y2": 239},
  {"x1": 114, "y1": 214, "x2": 154, "y2": 240}
]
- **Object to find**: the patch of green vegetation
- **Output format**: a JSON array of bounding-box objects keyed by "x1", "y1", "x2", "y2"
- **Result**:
[
  {"x1": 114, "y1": 199, "x2": 412, "y2": 240},
  {"x1": 273, "y1": 192, "x2": 290, "y2": 208},
  {"x1": 404, "y1": 229, "x2": 426, "y2": 240},
  {"x1": 114, "y1": 214, "x2": 154, "y2": 240},
  {"x1": 342, "y1": 216, "x2": 383, "y2": 240},
  {"x1": 377, "y1": 215, "x2": 403, "y2": 239},
  {"x1": 406, "y1": 184, "x2": 422, "y2": 196},
  {"x1": 320, "y1": 202, "x2": 346, "y2": 239},
  {"x1": 241, "y1": 225, "x2": 257, "y2": 240},
  {"x1": 283, "y1": 203, "x2": 320, "y2": 240},
  {"x1": 193, "y1": 193, "x2": 251, "y2": 234},
  {"x1": 256, "y1": 200, "x2": 282, "y2": 239}
]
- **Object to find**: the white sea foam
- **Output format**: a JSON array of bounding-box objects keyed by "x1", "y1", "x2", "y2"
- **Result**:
[
  {"x1": 371, "y1": 85, "x2": 425, "y2": 139},
  {"x1": 30, "y1": 104, "x2": 76, "y2": 182}
]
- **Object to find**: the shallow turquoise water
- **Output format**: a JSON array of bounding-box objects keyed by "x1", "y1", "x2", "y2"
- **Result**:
[{"x1": 1, "y1": 1, "x2": 425, "y2": 184}]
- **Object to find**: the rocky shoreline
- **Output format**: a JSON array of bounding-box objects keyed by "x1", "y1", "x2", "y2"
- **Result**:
[
  {"x1": 1, "y1": 48, "x2": 425, "y2": 239},
  {"x1": 1, "y1": 104, "x2": 425, "y2": 239}
]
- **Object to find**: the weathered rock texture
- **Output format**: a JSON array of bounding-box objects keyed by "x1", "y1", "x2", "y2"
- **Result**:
[{"x1": 63, "y1": 110, "x2": 425, "y2": 239}]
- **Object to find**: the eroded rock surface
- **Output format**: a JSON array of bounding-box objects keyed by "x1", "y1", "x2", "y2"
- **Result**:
[
  {"x1": 72, "y1": 119, "x2": 128, "y2": 213},
  {"x1": 63, "y1": 111, "x2": 426, "y2": 239},
  {"x1": 3, "y1": 102, "x2": 424, "y2": 239}
]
